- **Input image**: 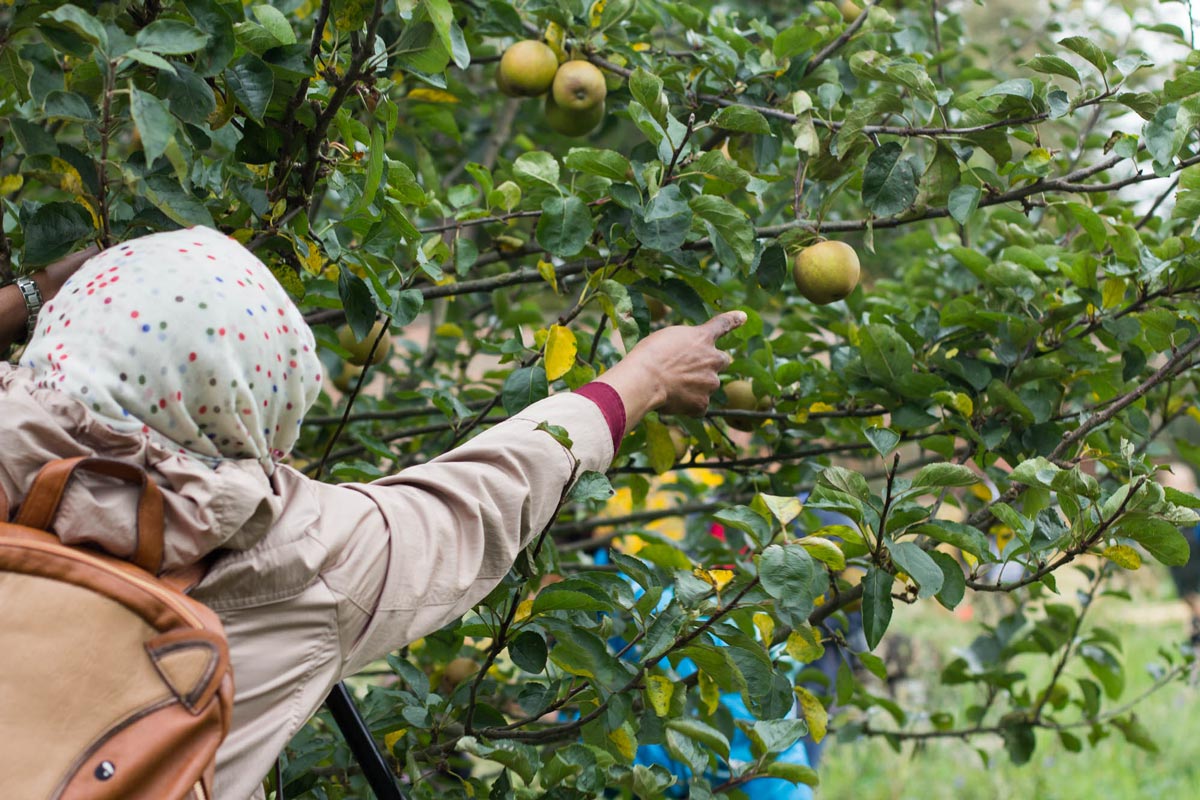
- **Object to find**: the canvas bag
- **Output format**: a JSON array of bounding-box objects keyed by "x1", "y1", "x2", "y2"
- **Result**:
[{"x1": 0, "y1": 457, "x2": 234, "y2": 800}]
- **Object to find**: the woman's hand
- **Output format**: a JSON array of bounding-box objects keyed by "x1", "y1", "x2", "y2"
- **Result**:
[{"x1": 593, "y1": 310, "x2": 746, "y2": 434}]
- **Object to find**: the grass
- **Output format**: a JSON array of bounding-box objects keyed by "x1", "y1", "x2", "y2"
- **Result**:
[{"x1": 815, "y1": 568, "x2": 1200, "y2": 800}]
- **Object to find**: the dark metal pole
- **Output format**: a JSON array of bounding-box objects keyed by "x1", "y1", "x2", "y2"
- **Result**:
[{"x1": 324, "y1": 681, "x2": 408, "y2": 800}]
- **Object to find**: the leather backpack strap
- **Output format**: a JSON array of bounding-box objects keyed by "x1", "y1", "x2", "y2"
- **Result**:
[{"x1": 15, "y1": 457, "x2": 165, "y2": 575}]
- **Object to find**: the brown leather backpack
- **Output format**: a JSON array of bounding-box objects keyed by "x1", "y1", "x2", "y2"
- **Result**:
[{"x1": 0, "y1": 457, "x2": 234, "y2": 800}]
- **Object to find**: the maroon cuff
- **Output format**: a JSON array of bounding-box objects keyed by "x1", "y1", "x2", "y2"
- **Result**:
[{"x1": 575, "y1": 382, "x2": 626, "y2": 453}]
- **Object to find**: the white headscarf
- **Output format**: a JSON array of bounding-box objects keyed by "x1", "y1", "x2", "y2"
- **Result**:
[{"x1": 23, "y1": 226, "x2": 323, "y2": 473}]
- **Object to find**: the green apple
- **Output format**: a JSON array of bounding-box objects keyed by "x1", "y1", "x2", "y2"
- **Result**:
[
  {"x1": 792, "y1": 240, "x2": 861, "y2": 305},
  {"x1": 337, "y1": 320, "x2": 391, "y2": 366},
  {"x1": 551, "y1": 60, "x2": 608, "y2": 111},
  {"x1": 545, "y1": 92, "x2": 605, "y2": 136},
  {"x1": 498, "y1": 40, "x2": 559, "y2": 97}
]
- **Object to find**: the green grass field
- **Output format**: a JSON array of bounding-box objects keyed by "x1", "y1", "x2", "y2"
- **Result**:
[{"x1": 816, "y1": 570, "x2": 1200, "y2": 800}]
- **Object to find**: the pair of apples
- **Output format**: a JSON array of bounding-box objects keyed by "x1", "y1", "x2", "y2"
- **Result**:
[{"x1": 496, "y1": 40, "x2": 608, "y2": 137}]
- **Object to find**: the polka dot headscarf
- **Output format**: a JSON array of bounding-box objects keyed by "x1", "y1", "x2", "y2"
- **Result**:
[{"x1": 24, "y1": 226, "x2": 323, "y2": 473}]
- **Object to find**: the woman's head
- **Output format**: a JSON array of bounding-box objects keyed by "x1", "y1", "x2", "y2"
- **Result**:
[{"x1": 22, "y1": 226, "x2": 323, "y2": 471}]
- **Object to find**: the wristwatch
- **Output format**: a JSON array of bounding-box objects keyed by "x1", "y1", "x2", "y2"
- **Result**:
[{"x1": 15, "y1": 276, "x2": 44, "y2": 343}]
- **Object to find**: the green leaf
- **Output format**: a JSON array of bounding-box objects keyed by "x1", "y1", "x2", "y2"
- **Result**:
[
  {"x1": 948, "y1": 184, "x2": 981, "y2": 226},
  {"x1": 665, "y1": 718, "x2": 730, "y2": 759},
  {"x1": 1023, "y1": 55, "x2": 1081, "y2": 85},
  {"x1": 513, "y1": 150, "x2": 560, "y2": 186},
  {"x1": 565, "y1": 147, "x2": 631, "y2": 182},
  {"x1": 532, "y1": 585, "x2": 612, "y2": 614},
  {"x1": 224, "y1": 53, "x2": 274, "y2": 124},
  {"x1": 912, "y1": 520, "x2": 991, "y2": 562},
  {"x1": 337, "y1": 269, "x2": 377, "y2": 340},
  {"x1": 862, "y1": 567, "x2": 894, "y2": 650},
  {"x1": 42, "y1": 91, "x2": 95, "y2": 122},
  {"x1": 502, "y1": 366, "x2": 548, "y2": 414},
  {"x1": 930, "y1": 550, "x2": 966, "y2": 610},
  {"x1": 1002, "y1": 722, "x2": 1037, "y2": 765},
  {"x1": 629, "y1": 67, "x2": 665, "y2": 121},
  {"x1": 862, "y1": 142, "x2": 919, "y2": 217},
  {"x1": 632, "y1": 184, "x2": 693, "y2": 252},
  {"x1": 689, "y1": 195, "x2": 755, "y2": 269},
  {"x1": 424, "y1": 0, "x2": 468, "y2": 70},
  {"x1": 644, "y1": 417, "x2": 677, "y2": 475},
  {"x1": 865, "y1": 426, "x2": 901, "y2": 457},
  {"x1": 458, "y1": 737, "x2": 539, "y2": 785},
  {"x1": 130, "y1": 87, "x2": 175, "y2": 166},
  {"x1": 1117, "y1": 514, "x2": 1189, "y2": 566},
  {"x1": 764, "y1": 761, "x2": 820, "y2": 787},
  {"x1": 536, "y1": 196, "x2": 593, "y2": 258},
  {"x1": 888, "y1": 541, "x2": 944, "y2": 599},
  {"x1": 713, "y1": 506, "x2": 772, "y2": 547},
  {"x1": 758, "y1": 544, "x2": 816, "y2": 601},
  {"x1": 746, "y1": 719, "x2": 809, "y2": 758},
  {"x1": 509, "y1": 630, "x2": 548, "y2": 673},
  {"x1": 46, "y1": 5, "x2": 108, "y2": 50},
  {"x1": 547, "y1": 626, "x2": 630, "y2": 692},
  {"x1": 818, "y1": 465, "x2": 871, "y2": 502},
  {"x1": 712, "y1": 105, "x2": 772, "y2": 135},
  {"x1": 981, "y1": 78, "x2": 1034, "y2": 100},
  {"x1": 157, "y1": 64, "x2": 217, "y2": 125},
  {"x1": 859, "y1": 324, "x2": 916, "y2": 392},
  {"x1": 912, "y1": 463, "x2": 980, "y2": 489},
  {"x1": 136, "y1": 19, "x2": 210, "y2": 55},
  {"x1": 1009, "y1": 456, "x2": 1062, "y2": 487},
  {"x1": 142, "y1": 175, "x2": 215, "y2": 228},
  {"x1": 800, "y1": 536, "x2": 846, "y2": 570},
  {"x1": 1058, "y1": 36, "x2": 1108, "y2": 76},
  {"x1": 22, "y1": 202, "x2": 94, "y2": 266},
  {"x1": 568, "y1": 471, "x2": 614, "y2": 505},
  {"x1": 251, "y1": 5, "x2": 297, "y2": 46}
]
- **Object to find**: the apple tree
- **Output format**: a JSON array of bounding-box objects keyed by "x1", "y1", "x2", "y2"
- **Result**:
[{"x1": 4, "y1": 0, "x2": 1200, "y2": 796}]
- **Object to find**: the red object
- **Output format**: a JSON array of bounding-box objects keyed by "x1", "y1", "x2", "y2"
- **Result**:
[{"x1": 575, "y1": 382, "x2": 626, "y2": 453}]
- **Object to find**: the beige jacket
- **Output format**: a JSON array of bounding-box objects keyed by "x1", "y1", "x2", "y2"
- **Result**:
[{"x1": 0, "y1": 363, "x2": 613, "y2": 798}]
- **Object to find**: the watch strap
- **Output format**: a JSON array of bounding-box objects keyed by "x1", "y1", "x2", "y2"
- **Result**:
[{"x1": 15, "y1": 276, "x2": 43, "y2": 343}]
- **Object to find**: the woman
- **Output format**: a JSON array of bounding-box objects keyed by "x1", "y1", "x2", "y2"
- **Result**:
[{"x1": 0, "y1": 226, "x2": 743, "y2": 798}]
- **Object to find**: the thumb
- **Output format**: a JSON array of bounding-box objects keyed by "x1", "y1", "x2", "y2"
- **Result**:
[{"x1": 701, "y1": 310, "x2": 748, "y2": 341}]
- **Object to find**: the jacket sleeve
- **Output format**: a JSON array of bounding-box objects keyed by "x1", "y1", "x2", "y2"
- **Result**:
[{"x1": 318, "y1": 392, "x2": 614, "y2": 673}]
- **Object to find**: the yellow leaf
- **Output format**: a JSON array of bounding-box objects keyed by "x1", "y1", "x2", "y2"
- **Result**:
[
  {"x1": 408, "y1": 87, "x2": 459, "y2": 104},
  {"x1": 645, "y1": 674, "x2": 673, "y2": 716},
  {"x1": 544, "y1": 324, "x2": 578, "y2": 381},
  {"x1": 608, "y1": 722, "x2": 637, "y2": 761},
  {"x1": 514, "y1": 598, "x2": 533, "y2": 622},
  {"x1": 1102, "y1": 544, "x2": 1141, "y2": 570},
  {"x1": 589, "y1": 0, "x2": 607, "y2": 26},
  {"x1": 544, "y1": 22, "x2": 569, "y2": 63},
  {"x1": 753, "y1": 611, "x2": 774, "y2": 646},
  {"x1": 632, "y1": 42, "x2": 651, "y2": 52},
  {"x1": 1101, "y1": 278, "x2": 1126, "y2": 309},
  {"x1": 970, "y1": 482, "x2": 994, "y2": 501},
  {"x1": 786, "y1": 624, "x2": 825, "y2": 663},
  {"x1": 809, "y1": 401, "x2": 835, "y2": 413},
  {"x1": 995, "y1": 525, "x2": 1014, "y2": 552},
  {"x1": 1187, "y1": 405, "x2": 1200, "y2": 425},
  {"x1": 383, "y1": 728, "x2": 407, "y2": 751},
  {"x1": 795, "y1": 686, "x2": 828, "y2": 743},
  {"x1": 538, "y1": 260, "x2": 559, "y2": 293},
  {"x1": 950, "y1": 392, "x2": 973, "y2": 418},
  {"x1": 693, "y1": 567, "x2": 734, "y2": 591},
  {"x1": 698, "y1": 670, "x2": 720, "y2": 716},
  {"x1": 436, "y1": 322, "x2": 464, "y2": 338},
  {"x1": 0, "y1": 174, "x2": 23, "y2": 195},
  {"x1": 293, "y1": 237, "x2": 327, "y2": 275}
]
